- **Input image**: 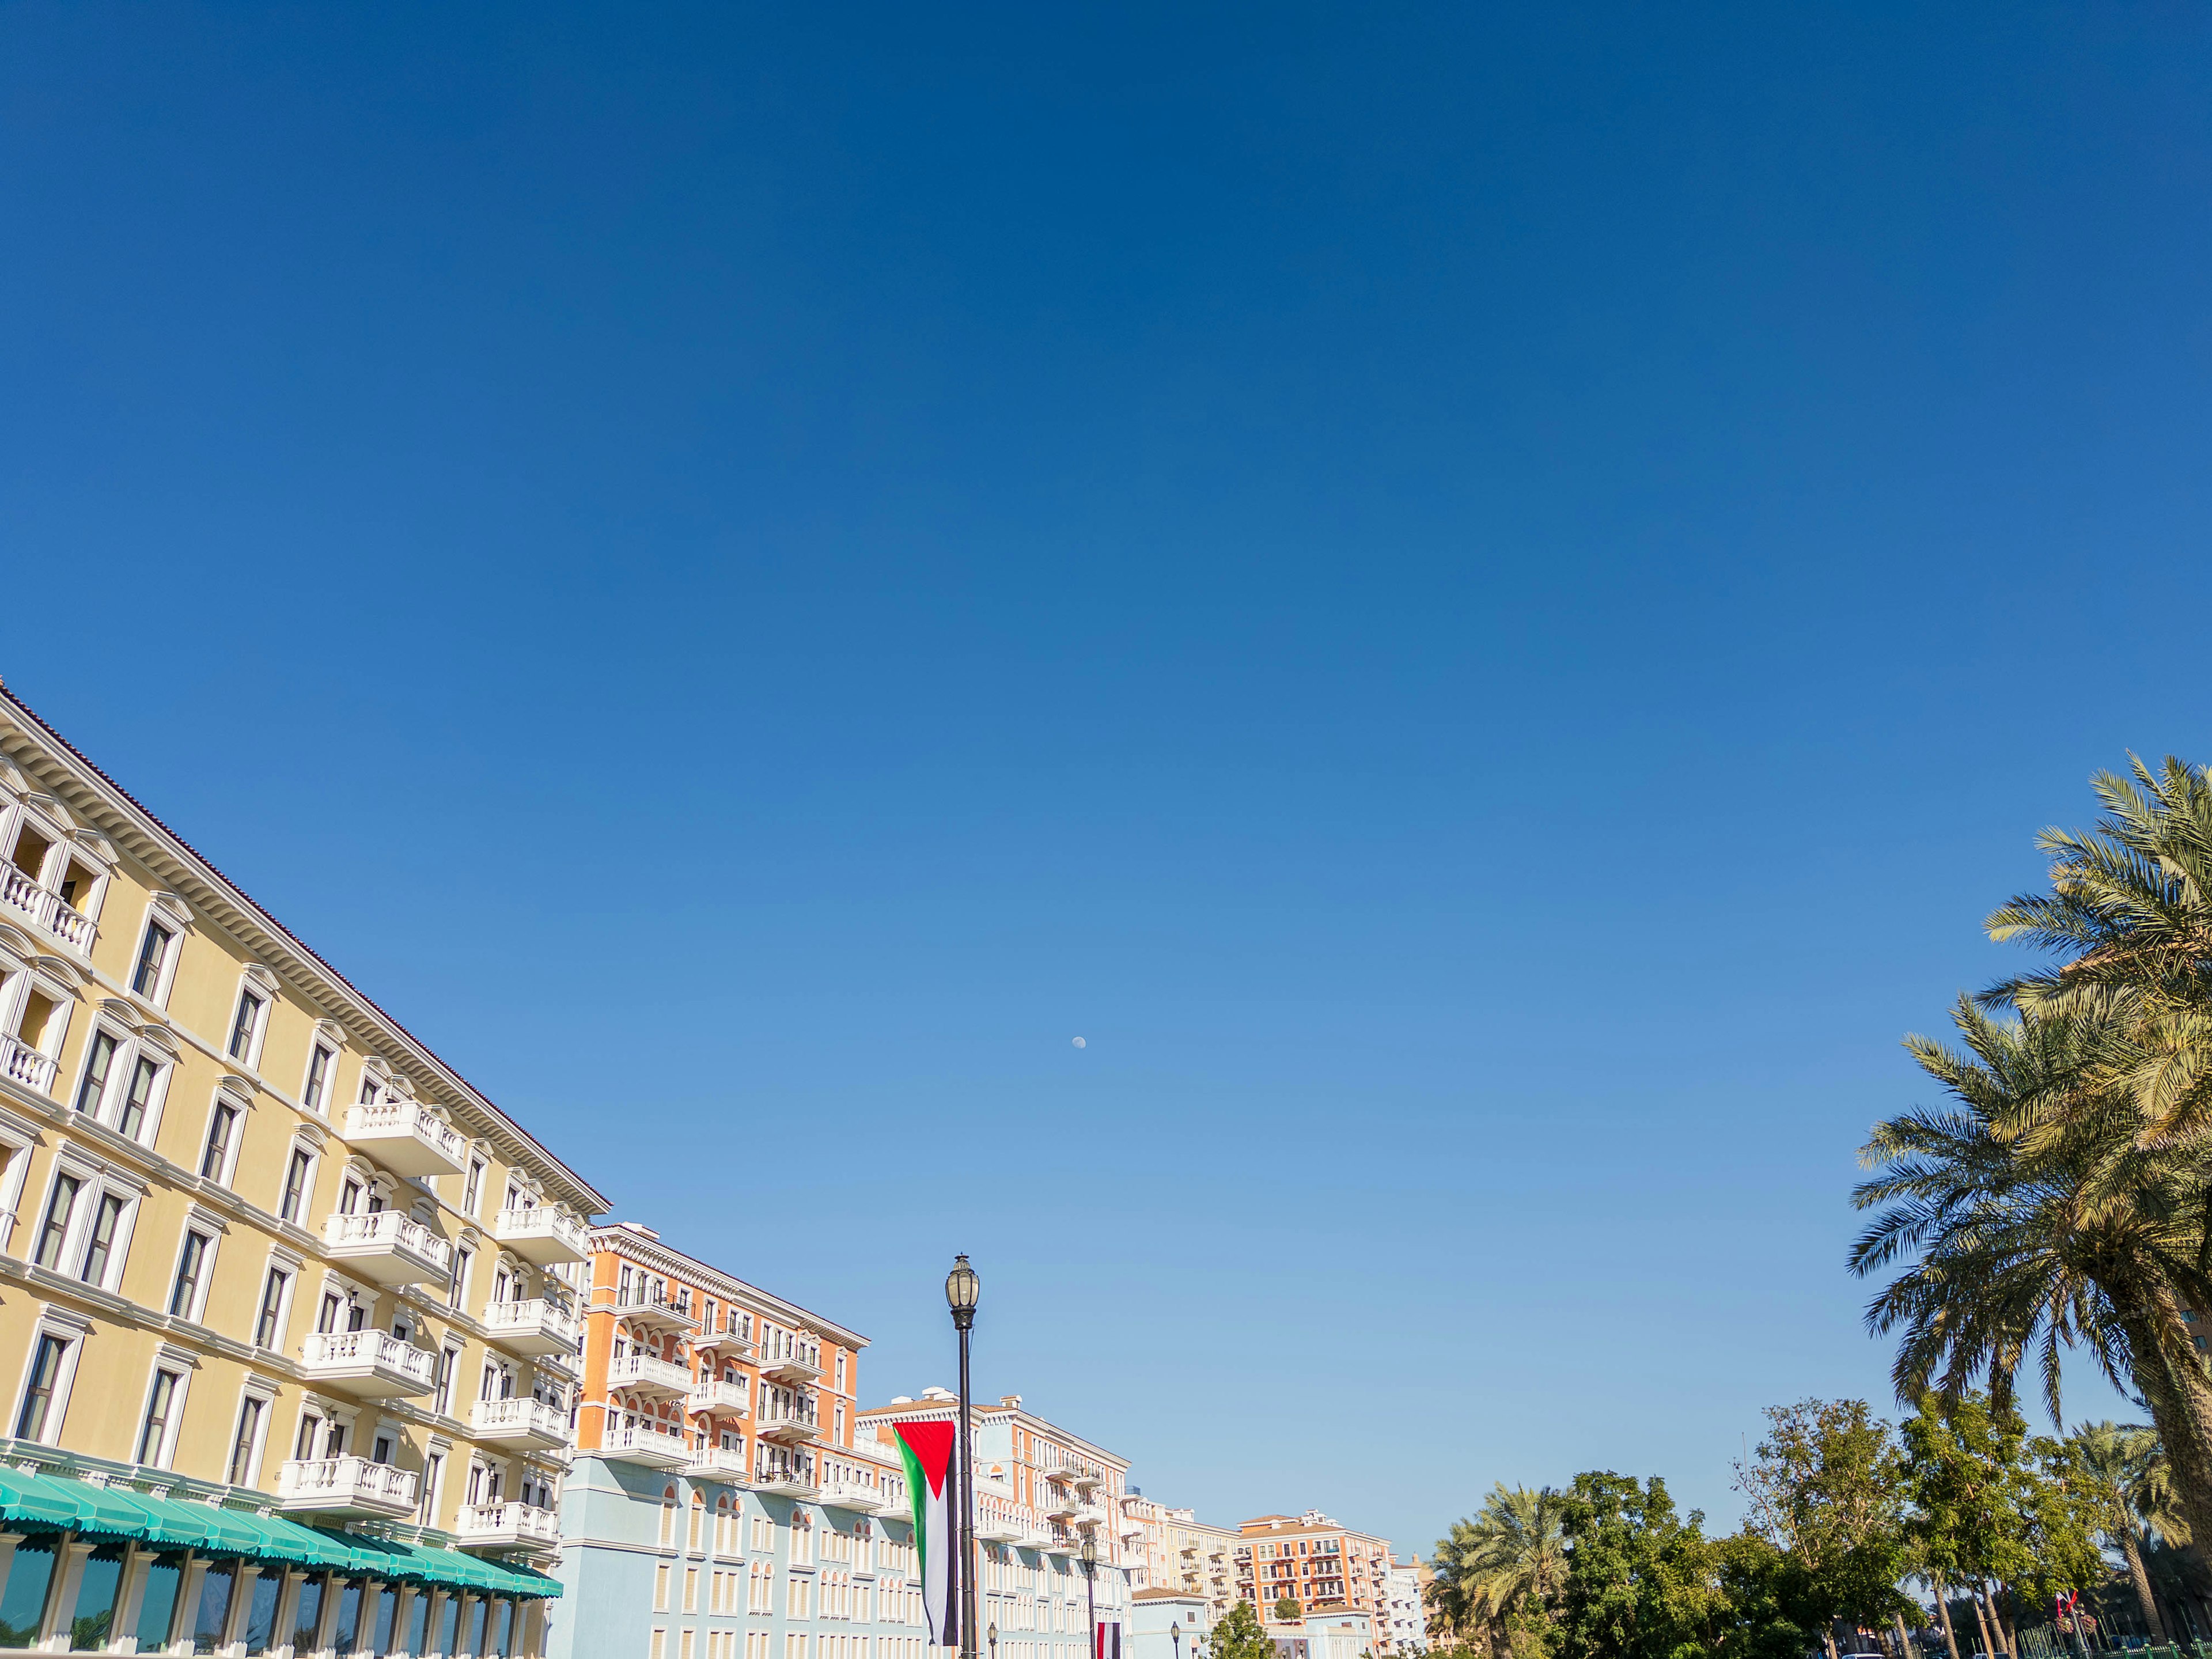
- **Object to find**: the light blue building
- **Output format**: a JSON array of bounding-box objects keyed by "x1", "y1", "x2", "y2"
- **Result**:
[{"x1": 548, "y1": 1441, "x2": 927, "y2": 1659}]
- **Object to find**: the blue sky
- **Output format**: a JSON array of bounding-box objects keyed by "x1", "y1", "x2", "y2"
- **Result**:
[{"x1": 5, "y1": 1, "x2": 2210, "y2": 1551}]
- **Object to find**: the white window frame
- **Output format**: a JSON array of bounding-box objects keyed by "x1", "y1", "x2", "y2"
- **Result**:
[
  {"x1": 225, "y1": 965, "x2": 277, "y2": 1071},
  {"x1": 225, "y1": 1374, "x2": 281, "y2": 1488},
  {"x1": 299, "y1": 1020, "x2": 345, "y2": 1116},
  {"x1": 28, "y1": 1145, "x2": 145, "y2": 1290},
  {"x1": 0, "y1": 1100, "x2": 40, "y2": 1259},
  {"x1": 134, "y1": 1345, "x2": 199, "y2": 1469},
  {"x1": 124, "y1": 894, "x2": 192, "y2": 1008},
  {"x1": 167, "y1": 1206, "x2": 227, "y2": 1324},
  {"x1": 196, "y1": 1086, "x2": 253, "y2": 1187},
  {"x1": 277, "y1": 1134, "x2": 321, "y2": 1227},
  {"x1": 9, "y1": 1304, "x2": 90, "y2": 1445},
  {"x1": 251, "y1": 1246, "x2": 304, "y2": 1354}
]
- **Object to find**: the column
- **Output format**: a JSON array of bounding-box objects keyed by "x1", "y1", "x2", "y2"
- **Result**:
[{"x1": 40, "y1": 1535, "x2": 90, "y2": 1648}]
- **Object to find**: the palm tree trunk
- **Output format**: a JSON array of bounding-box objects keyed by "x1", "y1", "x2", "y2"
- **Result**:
[
  {"x1": 1970, "y1": 1586, "x2": 1998, "y2": 1659},
  {"x1": 2119, "y1": 1304, "x2": 2212, "y2": 1556},
  {"x1": 1895, "y1": 1612, "x2": 1915, "y2": 1659},
  {"x1": 1991, "y1": 1586, "x2": 2017, "y2": 1657},
  {"x1": 2122, "y1": 1525, "x2": 2169, "y2": 1641},
  {"x1": 1934, "y1": 1581, "x2": 1963, "y2": 1659}
]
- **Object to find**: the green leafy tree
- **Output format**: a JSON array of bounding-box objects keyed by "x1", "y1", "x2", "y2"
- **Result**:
[
  {"x1": 1710, "y1": 1533, "x2": 1813, "y2": 1659},
  {"x1": 1429, "y1": 1487, "x2": 1570, "y2": 1659},
  {"x1": 1274, "y1": 1600, "x2": 1303, "y2": 1623},
  {"x1": 1733, "y1": 1399, "x2": 1913, "y2": 1654},
  {"x1": 1555, "y1": 1472, "x2": 1724, "y2": 1659},
  {"x1": 1210, "y1": 1603, "x2": 1275, "y2": 1659}
]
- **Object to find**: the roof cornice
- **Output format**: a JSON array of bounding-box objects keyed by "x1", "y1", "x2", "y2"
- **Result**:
[{"x1": 588, "y1": 1225, "x2": 868, "y2": 1348}]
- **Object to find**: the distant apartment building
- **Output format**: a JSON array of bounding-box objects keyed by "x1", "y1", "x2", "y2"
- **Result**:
[
  {"x1": 1116, "y1": 1490, "x2": 1235, "y2": 1620},
  {"x1": 552, "y1": 1222, "x2": 923, "y2": 1659},
  {"x1": 1235, "y1": 1511, "x2": 1399, "y2": 1653},
  {"x1": 1384, "y1": 1558, "x2": 1426, "y2": 1655},
  {"x1": 857, "y1": 1389, "x2": 1135, "y2": 1659},
  {"x1": 0, "y1": 684, "x2": 597, "y2": 1654}
]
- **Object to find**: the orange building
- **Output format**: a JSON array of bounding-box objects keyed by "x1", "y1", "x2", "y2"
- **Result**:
[
  {"x1": 1234, "y1": 1510, "x2": 1398, "y2": 1650},
  {"x1": 571, "y1": 1221, "x2": 873, "y2": 1495}
]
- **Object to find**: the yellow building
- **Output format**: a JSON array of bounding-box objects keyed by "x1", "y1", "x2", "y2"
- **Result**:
[
  {"x1": 1114, "y1": 1494, "x2": 1235, "y2": 1622},
  {"x1": 0, "y1": 686, "x2": 603, "y2": 1654}
]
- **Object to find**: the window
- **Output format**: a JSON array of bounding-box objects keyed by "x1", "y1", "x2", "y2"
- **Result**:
[
  {"x1": 255, "y1": 1267, "x2": 292, "y2": 1349},
  {"x1": 449, "y1": 1247, "x2": 472, "y2": 1308},
  {"x1": 434, "y1": 1344, "x2": 459, "y2": 1415},
  {"x1": 302, "y1": 1044, "x2": 333, "y2": 1113},
  {"x1": 201, "y1": 1102, "x2": 240, "y2": 1181},
  {"x1": 79, "y1": 1192, "x2": 127, "y2": 1286},
  {"x1": 464, "y1": 1158, "x2": 484, "y2": 1214},
  {"x1": 228, "y1": 1393, "x2": 267, "y2": 1486},
  {"x1": 16, "y1": 1332, "x2": 71, "y2": 1438},
  {"x1": 73, "y1": 1029, "x2": 118, "y2": 1114},
  {"x1": 137, "y1": 1368, "x2": 183, "y2": 1465},
  {"x1": 131, "y1": 920, "x2": 173, "y2": 997},
  {"x1": 33, "y1": 1173, "x2": 79, "y2": 1268},
  {"x1": 280, "y1": 1149, "x2": 313, "y2": 1223},
  {"x1": 421, "y1": 1450, "x2": 445, "y2": 1522},
  {"x1": 228, "y1": 987, "x2": 266, "y2": 1062},
  {"x1": 118, "y1": 1054, "x2": 160, "y2": 1140},
  {"x1": 657, "y1": 1564, "x2": 673, "y2": 1612},
  {"x1": 170, "y1": 1229, "x2": 213, "y2": 1319}
]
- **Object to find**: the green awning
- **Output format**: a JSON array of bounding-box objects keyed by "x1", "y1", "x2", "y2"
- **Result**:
[
  {"x1": 115, "y1": 1492, "x2": 275, "y2": 1558},
  {"x1": 0, "y1": 1468, "x2": 90, "y2": 1532}
]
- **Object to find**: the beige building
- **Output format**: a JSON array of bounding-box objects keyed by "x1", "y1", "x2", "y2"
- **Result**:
[
  {"x1": 1115, "y1": 1492, "x2": 1234, "y2": 1620},
  {"x1": 0, "y1": 685, "x2": 601, "y2": 1653}
]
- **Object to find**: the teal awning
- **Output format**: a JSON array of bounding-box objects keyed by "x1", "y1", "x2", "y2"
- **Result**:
[{"x1": 0, "y1": 1470, "x2": 558, "y2": 1598}]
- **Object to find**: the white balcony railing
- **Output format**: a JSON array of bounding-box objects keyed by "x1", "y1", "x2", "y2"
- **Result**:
[
  {"x1": 493, "y1": 1205, "x2": 591, "y2": 1264},
  {"x1": 687, "y1": 1446, "x2": 752, "y2": 1484},
  {"x1": 276, "y1": 1456, "x2": 419, "y2": 1517},
  {"x1": 0, "y1": 1035, "x2": 56, "y2": 1097},
  {"x1": 687, "y1": 1378, "x2": 751, "y2": 1416},
  {"x1": 456, "y1": 1501, "x2": 561, "y2": 1550},
  {"x1": 481, "y1": 1298, "x2": 582, "y2": 1356},
  {"x1": 608, "y1": 1353, "x2": 693, "y2": 1396},
  {"x1": 299, "y1": 1329, "x2": 437, "y2": 1395},
  {"x1": 600, "y1": 1424, "x2": 692, "y2": 1467},
  {"x1": 469, "y1": 1397, "x2": 574, "y2": 1449},
  {"x1": 0, "y1": 867, "x2": 94, "y2": 953},
  {"x1": 322, "y1": 1209, "x2": 452, "y2": 1285},
  {"x1": 342, "y1": 1100, "x2": 465, "y2": 1178}
]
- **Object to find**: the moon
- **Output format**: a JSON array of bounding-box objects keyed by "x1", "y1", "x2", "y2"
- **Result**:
[{"x1": 1071, "y1": 1036, "x2": 1087, "y2": 1049}]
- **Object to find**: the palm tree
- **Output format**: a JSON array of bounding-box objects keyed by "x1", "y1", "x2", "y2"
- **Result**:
[
  {"x1": 2069, "y1": 1422, "x2": 2178, "y2": 1638},
  {"x1": 1427, "y1": 1486, "x2": 1566, "y2": 1658},
  {"x1": 1849, "y1": 995, "x2": 2212, "y2": 1555}
]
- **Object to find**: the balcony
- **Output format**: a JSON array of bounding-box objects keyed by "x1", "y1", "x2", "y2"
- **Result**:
[
  {"x1": 696, "y1": 1323, "x2": 757, "y2": 1358},
  {"x1": 299, "y1": 1330, "x2": 435, "y2": 1397},
  {"x1": 821, "y1": 1478, "x2": 891, "y2": 1514},
  {"x1": 975, "y1": 1510, "x2": 1023, "y2": 1541},
  {"x1": 0, "y1": 1035, "x2": 55, "y2": 1097},
  {"x1": 753, "y1": 1464, "x2": 820, "y2": 1500},
  {"x1": 599, "y1": 1424, "x2": 693, "y2": 1468},
  {"x1": 687, "y1": 1378, "x2": 751, "y2": 1417},
  {"x1": 687, "y1": 1446, "x2": 753, "y2": 1487},
  {"x1": 1066, "y1": 1468, "x2": 1102, "y2": 1492},
  {"x1": 0, "y1": 867, "x2": 94, "y2": 954},
  {"x1": 759, "y1": 1348, "x2": 823, "y2": 1385},
  {"x1": 493, "y1": 1205, "x2": 590, "y2": 1266},
  {"x1": 457, "y1": 1501, "x2": 561, "y2": 1554},
  {"x1": 608, "y1": 1291, "x2": 699, "y2": 1336},
  {"x1": 342, "y1": 1101, "x2": 465, "y2": 1179},
  {"x1": 276, "y1": 1456, "x2": 419, "y2": 1520},
  {"x1": 321, "y1": 1210, "x2": 451, "y2": 1287},
  {"x1": 482, "y1": 1298, "x2": 583, "y2": 1358},
  {"x1": 1069, "y1": 1504, "x2": 1107, "y2": 1530},
  {"x1": 469, "y1": 1397, "x2": 574, "y2": 1453},
  {"x1": 607, "y1": 1353, "x2": 693, "y2": 1399},
  {"x1": 757, "y1": 1402, "x2": 821, "y2": 1444},
  {"x1": 1046, "y1": 1494, "x2": 1083, "y2": 1521}
]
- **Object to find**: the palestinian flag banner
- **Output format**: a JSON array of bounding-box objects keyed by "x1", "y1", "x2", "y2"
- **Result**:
[{"x1": 892, "y1": 1419, "x2": 960, "y2": 1651}]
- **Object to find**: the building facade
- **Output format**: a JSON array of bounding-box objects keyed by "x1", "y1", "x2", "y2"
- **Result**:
[
  {"x1": 857, "y1": 1389, "x2": 1135, "y2": 1659},
  {"x1": 0, "y1": 685, "x2": 600, "y2": 1653},
  {"x1": 1383, "y1": 1560, "x2": 1425, "y2": 1656},
  {"x1": 1115, "y1": 1493, "x2": 1234, "y2": 1622},
  {"x1": 552, "y1": 1224, "x2": 925, "y2": 1659},
  {"x1": 1235, "y1": 1513, "x2": 1398, "y2": 1653}
]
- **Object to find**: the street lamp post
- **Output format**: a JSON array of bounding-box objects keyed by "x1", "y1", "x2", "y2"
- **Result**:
[
  {"x1": 989, "y1": 1624, "x2": 999, "y2": 1659},
  {"x1": 1081, "y1": 1534, "x2": 1097, "y2": 1659},
  {"x1": 1172, "y1": 1616, "x2": 1183, "y2": 1659},
  {"x1": 946, "y1": 1256, "x2": 982, "y2": 1659}
]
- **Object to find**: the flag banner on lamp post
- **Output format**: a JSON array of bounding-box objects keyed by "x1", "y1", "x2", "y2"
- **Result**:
[
  {"x1": 892, "y1": 1419, "x2": 960, "y2": 1651},
  {"x1": 1094, "y1": 1622, "x2": 1123, "y2": 1659}
]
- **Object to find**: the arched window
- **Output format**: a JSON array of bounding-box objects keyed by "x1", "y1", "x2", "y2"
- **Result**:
[
  {"x1": 690, "y1": 1490, "x2": 706, "y2": 1553},
  {"x1": 659, "y1": 1486, "x2": 677, "y2": 1547}
]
